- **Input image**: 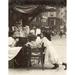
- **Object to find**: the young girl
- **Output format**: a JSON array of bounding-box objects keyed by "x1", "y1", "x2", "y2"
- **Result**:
[
  {"x1": 40, "y1": 33, "x2": 66, "y2": 69},
  {"x1": 26, "y1": 34, "x2": 42, "y2": 48}
]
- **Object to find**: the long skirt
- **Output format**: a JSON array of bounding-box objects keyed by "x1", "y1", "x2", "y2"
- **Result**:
[{"x1": 44, "y1": 46, "x2": 61, "y2": 67}]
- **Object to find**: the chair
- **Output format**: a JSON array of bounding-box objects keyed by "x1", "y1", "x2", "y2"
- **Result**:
[{"x1": 27, "y1": 43, "x2": 45, "y2": 69}]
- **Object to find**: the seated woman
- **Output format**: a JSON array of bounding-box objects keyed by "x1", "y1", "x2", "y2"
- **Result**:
[
  {"x1": 8, "y1": 36, "x2": 21, "y2": 61},
  {"x1": 8, "y1": 36, "x2": 30, "y2": 68},
  {"x1": 8, "y1": 38, "x2": 31, "y2": 68},
  {"x1": 25, "y1": 34, "x2": 44, "y2": 66}
]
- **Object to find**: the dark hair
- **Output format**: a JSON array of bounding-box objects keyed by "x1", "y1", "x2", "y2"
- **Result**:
[
  {"x1": 42, "y1": 32, "x2": 46, "y2": 37},
  {"x1": 9, "y1": 31, "x2": 14, "y2": 37},
  {"x1": 28, "y1": 34, "x2": 37, "y2": 42},
  {"x1": 37, "y1": 34, "x2": 41, "y2": 37}
]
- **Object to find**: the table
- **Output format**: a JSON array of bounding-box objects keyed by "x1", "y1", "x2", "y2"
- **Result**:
[{"x1": 8, "y1": 47, "x2": 22, "y2": 61}]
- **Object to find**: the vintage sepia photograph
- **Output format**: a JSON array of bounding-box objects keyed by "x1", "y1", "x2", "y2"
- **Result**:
[{"x1": 8, "y1": 0, "x2": 67, "y2": 75}]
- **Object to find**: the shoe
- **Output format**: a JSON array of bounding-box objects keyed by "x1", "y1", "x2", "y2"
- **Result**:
[
  {"x1": 51, "y1": 63, "x2": 59, "y2": 69},
  {"x1": 62, "y1": 63, "x2": 67, "y2": 70}
]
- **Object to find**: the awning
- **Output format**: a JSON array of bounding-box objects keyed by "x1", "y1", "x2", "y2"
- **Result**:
[
  {"x1": 14, "y1": 5, "x2": 38, "y2": 13},
  {"x1": 9, "y1": 0, "x2": 66, "y2": 6}
]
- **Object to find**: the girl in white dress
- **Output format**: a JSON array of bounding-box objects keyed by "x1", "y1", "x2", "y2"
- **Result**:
[{"x1": 40, "y1": 33, "x2": 62, "y2": 69}]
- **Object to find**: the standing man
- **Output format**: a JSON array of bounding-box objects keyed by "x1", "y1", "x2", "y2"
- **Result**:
[
  {"x1": 36, "y1": 27, "x2": 41, "y2": 36},
  {"x1": 30, "y1": 26, "x2": 36, "y2": 35}
]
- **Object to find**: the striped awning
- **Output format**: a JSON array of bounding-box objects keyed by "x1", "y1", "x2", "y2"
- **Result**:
[
  {"x1": 14, "y1": 5, "x2": 38, "y2": 13},
  {"x1": 9, "y1": 0, "x2": 66, "y2": 6}
]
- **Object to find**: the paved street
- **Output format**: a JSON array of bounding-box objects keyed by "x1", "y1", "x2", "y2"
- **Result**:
[
  {"x1": 51, "y1": 35, "x2": 66, "y2": 62},
  {"x1": 9, "y1": 69, "x2": 66, "y2": 75}
]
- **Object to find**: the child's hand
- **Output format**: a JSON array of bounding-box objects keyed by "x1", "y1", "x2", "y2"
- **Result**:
[{"x1": 25, "y1": 42, "x2": 30, "y2": 46}]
